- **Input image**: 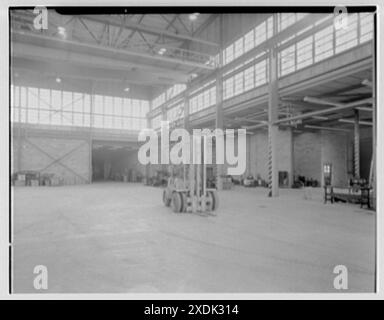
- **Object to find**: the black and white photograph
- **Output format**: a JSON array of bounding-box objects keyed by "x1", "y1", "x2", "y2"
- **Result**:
[{"x1": 1, "y1": 1, "x2": 382, "y2": 299}]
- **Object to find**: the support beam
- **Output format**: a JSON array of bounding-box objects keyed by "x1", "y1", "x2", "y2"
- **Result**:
[
  {"x1": 304, "y1": 125, "x2": 350, "y2": 133},
  {"x1": 88, "y1": 81, "x2": 94, "y2": 184},
  {"x1": 267, "y1": 25, "x2": 279, "y2": 197},
  {"x1": 371, "y1": 40, "x2": 376, "y2": 209},
  {"x1": 234, "y1": 117, "x2": 267, "y2": 124},
  {"x1": 356, "y1": 107, "x2": 373, "y2": 112},
  {"x1": 145, "y1": 101, "x2": 152, "y2": 182},
  {"x1": 12, "y1": 31, "x2": 215, "y2": 70},
  {"x1": 338, "y1": 119, "x2": 373, "y2": 126},
  {"x1": 80, "y1": 15, "x2": 220, "y2": 48},
  {"x1": 215, "y1": 15, "x2": 224, "y2": 191},
  {"x1": 354, "y1": 110, "x2": 360, "y2": 178},
  {"x1": 274, "y1": 97, "x2": 372, "y2": 125}
]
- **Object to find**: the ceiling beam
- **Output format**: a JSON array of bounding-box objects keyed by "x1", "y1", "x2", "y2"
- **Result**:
[
  {"x1": 338, "y1": 119, "x2": 373, "y2": 126},
  {"x1": 12, "y1": 30, "x2": 214, "y2": 70},
  {"x1": 304, "y1": 125, "x2": 351, "y2": 132},
  {"x1": 79, "y1": 15, "x2": 219, "y2": 48},
  {"x1": 274, "y1": 97, "x2": 373, "y2": 125},
  {"x1": 12, "y1": 43, "x2": 190, "y2": 84}
]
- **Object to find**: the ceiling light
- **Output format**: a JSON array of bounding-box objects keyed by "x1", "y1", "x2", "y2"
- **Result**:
[
  {"x1": 57, "y1": 26, "x2": 66, "y2": 38},
  {"x1": 189, "y1": 13, "x2": 199, "y2": 21},
  {"x1": 158, "y1": 48, "x2": 166, "y2": 55},
  {"x1": 124, "y1": 87, "x2": 130, "y2": 92},
  {"x1": 312, "y1": 116, "x2": 328, "y2": 120},
  {"x1": 56, "y1": 77, "x2": 61, "y2": 83}
]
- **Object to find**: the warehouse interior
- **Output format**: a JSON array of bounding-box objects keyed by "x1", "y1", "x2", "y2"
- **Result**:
[{"x1": 10, "y1": 9, "x2": 376, "y2": 292}]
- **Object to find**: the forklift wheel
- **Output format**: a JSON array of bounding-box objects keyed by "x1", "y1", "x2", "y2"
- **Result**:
[
  {"x1": 208, "y1": 191, "x2": 219, "y2": 211},
  {"x1": 163, "y1": 189, "x2": 171, "y2": 207},
  {"x1": 172, "y1": 192, "x2": 183, "y2": 213}
]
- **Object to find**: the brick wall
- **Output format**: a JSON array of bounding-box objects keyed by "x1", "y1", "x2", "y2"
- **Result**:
[
  {"x1": 13, "y1": 136, "x2": 90, "y2": 185},
  {"x1": 247, "y1": 128, "x2": 293, "y2": 183},
  {"x1": 321, "y1": 132, "x2": 348, "y2": 187},
  {"x1": 293, "y1": 131, "x2": 349, "y2": 187},
  {"x1": 293, "y1": 132, "x2": 322, "y2": 183}
]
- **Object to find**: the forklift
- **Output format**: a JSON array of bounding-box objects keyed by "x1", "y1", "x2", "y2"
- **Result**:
[{"x1": 162, "y1": 135, "x2": 219, "y2": 214}]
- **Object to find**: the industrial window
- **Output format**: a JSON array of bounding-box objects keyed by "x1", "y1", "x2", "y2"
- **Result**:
[
  {"x1": 151, "y1": 114, "x2": 162, "y2": 129},
  {"x1": 167, "y1": 102, "x2": 184, "y2": 123},
  {"x1": 280, "y1": 45, "x2": 296, "y2": 76},
  {"x1": 255, "y1": 21, "x2": 267, "y2": 46},
  {"x1": 73, "y1": 93, "x2": 84, "y2": 127},
  {"x1": 335, "y1": 13, "x2": 358, "y2": 54},
  {"x1": 296, "y1": 36, "x2": 313, "y2": 70},
  {"x1": 244, "y1": 29, "x2": 255, "y2": 53},
  {"x1": 104, "y1": 96, "x2": 113, "y2": 115},
  {"x1": 11, "y1": 85, "x2": 149, "y2": 131},
  {"x1": 234, "y1": 38, "x2": 244, "y2": 59},
  {"x1": 189, "y1": 96, "x2": 197, "y2": 114},
  {"x1": 255, "y1": 59, "x2": 267, "y2": 87},
  {"x1": 209, "y1": 86, "x2": 216, "y2": 106},
  {"x1": 51, "y1": 90, "x2": 62, "y2": 126},
  {"x1": 244, "y1": 65, "x2": 255, "y2": 91},
  {"x1": 27, "y1": 88, "x2": 39, "y2": 124},
  {"x1": 234, "y1": 72, "x2": 244, "y2": 96},
  {"x1": 223, "y1": 77, "x2": 234, "y2": 100},
  {"x1": 267, "y1": 16, "x2": 274, "y2": 38},
  {"x1": 11, "y1": 85, "x2": 19, "y2": 122},
  {"x1": 152, "y1": 92, "x2": 165, "y2": 109},
  {"x1": 224, "y1": 44, "x2": 234, "y2": 65},
  {"x1": 314, "y1": 25, "x2": 334, "y2": 62},
  {"x1": 360, "y1": 13, "x2": 373, "y2": 43},
  {"x1": 278, "y1": 13, "x2": 296, "y2": 32}
]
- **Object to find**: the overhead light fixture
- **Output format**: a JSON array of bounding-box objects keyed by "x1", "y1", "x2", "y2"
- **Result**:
[
  {"x1": 158, "y1": 47, "x2": 166, "y2": 55},
  {"x1": 56, "y1": 77, "x2": 61, "y2": 83},
  {"x1": 312, "y1": 116, "x2": 329, "y2": 120},
  {"x1": 124, "y1": 87, "x2": 130, "y2": 92},
  {"x1": 189, "y1": 13, "x2": 199, "y2": 21},
  {"x1": 57, "y1": 26, "x2": 66, "y2": 38}
]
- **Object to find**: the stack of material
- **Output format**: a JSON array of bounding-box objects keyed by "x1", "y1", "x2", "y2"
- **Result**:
[
  {"x1": 13, "y1": 173, "x2": 26, "y2": 186},
  {"x1": 24, "y1": 171, "x2": 40, "y2": 186}
]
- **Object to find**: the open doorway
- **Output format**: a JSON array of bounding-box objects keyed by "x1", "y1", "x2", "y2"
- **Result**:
[{"x1": 92, "y1": 141, "x2": 144, "y2": 183}]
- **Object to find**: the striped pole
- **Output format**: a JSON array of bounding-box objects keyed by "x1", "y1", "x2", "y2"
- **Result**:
[{"x1": 354, "y1": 109, "x2": 360, "y2": 178}]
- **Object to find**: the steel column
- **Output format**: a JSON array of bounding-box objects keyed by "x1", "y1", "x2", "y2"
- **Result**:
[
  {"x1": 215, "y1": 15, "x2": 224, "y2": 191},
  {"x1": 354, "y1": 109, "x2": 360, "y2": 178},
  {"x1": 267, "y1": 17, "x2": 279, "y2": 197}
]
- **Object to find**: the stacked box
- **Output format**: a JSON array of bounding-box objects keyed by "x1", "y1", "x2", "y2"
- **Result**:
[{"x1": 30, "y1": 179, "x2": 39, "y2": 187}]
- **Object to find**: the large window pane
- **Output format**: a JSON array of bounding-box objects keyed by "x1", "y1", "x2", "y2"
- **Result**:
[
  {"x1": 315, "y1": 25, "x2": 334, "y2": 62},
  {"x1": 244, "y1": 66, "x2": 255, "y2": 91},
  {"x1": 94, "y1": 95, "x2": 103, "y2": 114},
  {"x1": 234, "y1": 72, "x2": 244, "y2": 96},
  {"x1": 280, "y1": 45, "x2": 296, "y2": 76},
  {"x1": 104, "y1": 96, "x2": 113, "y2": 115},
  {"x1": 335, "y1": 13, "x2": 358, "y2": 53},
  {"x1": 297, "y1": 36, "x2": 313, "y2": 69}
]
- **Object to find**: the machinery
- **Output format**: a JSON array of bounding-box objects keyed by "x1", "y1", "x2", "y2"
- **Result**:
[
  {"x1": 163, "y1": 163, "x2": 219, "y2": 213},
  {"x1": 162, "y1": 134, "x2": 219, "y2": 214}
]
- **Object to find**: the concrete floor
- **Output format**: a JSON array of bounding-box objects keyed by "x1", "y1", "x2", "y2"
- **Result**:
[{"x1": 12, "y1": 183, "x2": 375, "y2": 293}]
